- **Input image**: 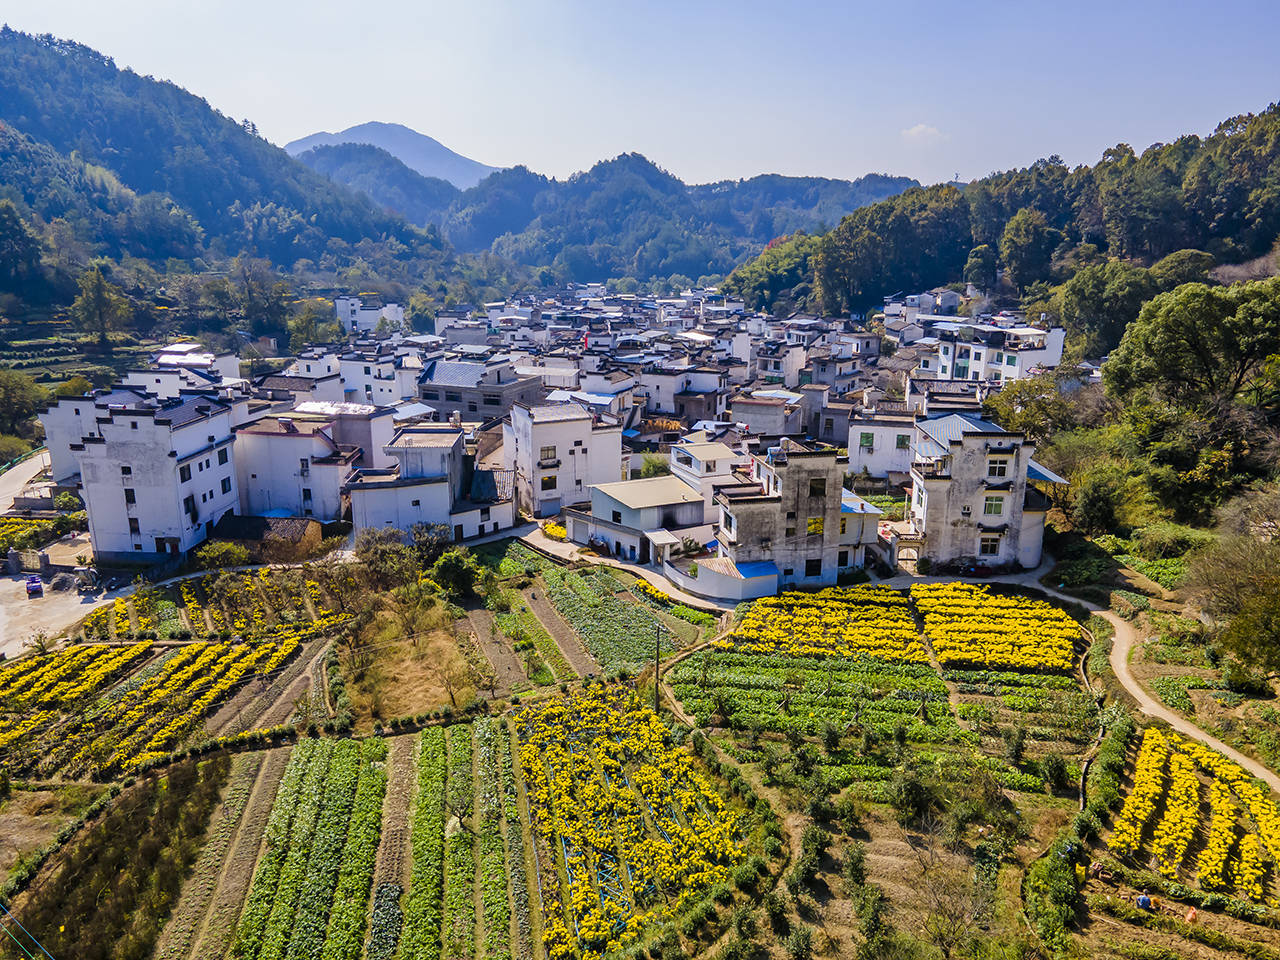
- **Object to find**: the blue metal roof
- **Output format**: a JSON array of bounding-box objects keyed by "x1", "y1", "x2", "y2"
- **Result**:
[
  {"x1": 1028, "y1": 460, "x2": 1067, "y2": 484},
  {"x1": 419, "y1": 360, "x2": 486, "y2": 388}
]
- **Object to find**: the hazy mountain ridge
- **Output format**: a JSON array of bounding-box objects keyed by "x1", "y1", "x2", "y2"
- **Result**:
[{"x1": 285, "y1": 121, "x2": 500, "y2": 189}]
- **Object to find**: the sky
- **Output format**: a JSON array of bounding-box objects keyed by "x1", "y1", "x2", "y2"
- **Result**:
[{"x1": 4, "y1": 0, "x2": 1280, "y2": 186}]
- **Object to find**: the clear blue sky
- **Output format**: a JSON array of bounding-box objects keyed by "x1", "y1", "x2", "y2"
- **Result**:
[{"x1": 5, "y1": 0, "x2": 1280, "y2": 185}]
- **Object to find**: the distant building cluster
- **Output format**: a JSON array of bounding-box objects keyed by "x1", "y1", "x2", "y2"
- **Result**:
[{"x1": 41, "y1": 284, "x2": 1071, "y2": 598}]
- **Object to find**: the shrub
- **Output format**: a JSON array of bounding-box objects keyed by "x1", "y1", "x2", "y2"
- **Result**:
[
  {"x1": 843, "y1": 841, "x2": 867, "y2": 891},
  {"x1": 195, "y1": 540, "x2": 251, "y2": 569},
  {"x1": 785, "y1": 925, "x2": 812, "y2": 960}
]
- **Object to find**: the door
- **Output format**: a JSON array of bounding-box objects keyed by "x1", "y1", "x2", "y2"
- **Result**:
[{"x1": 454, "y1": 524, "x2": 464, "y2": 541}]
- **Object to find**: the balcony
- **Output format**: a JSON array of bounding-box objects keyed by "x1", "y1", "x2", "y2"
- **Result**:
[{"x1": 537, "y1": 457, "x2": 560, "y2": 468}]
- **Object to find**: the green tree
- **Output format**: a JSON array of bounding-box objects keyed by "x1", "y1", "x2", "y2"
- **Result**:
[
  {"x1": 1150, "y1": 249, "x2": 1215, "y2": 288},
  {"x1": 981, "y1": 372, "x2": 1076, "y2": 446},
  {"x1": 287, "y1": 300, "x2": 339, "y2": 352},
  {"x1": 962, "y1": 244, "x2": 997, "y2": 292},
  {"x1": 355, "y1": 528, "x2": 418, "y2": 588},
  {"x1": 1058, "y1": 260, "x2": 1159, "y2": 357},
  {"x1": 0, "y1": 369, "x2": 46, "y2": 435},
  {"x1": 0, "y1": 199, "x2": 42, "y2": 294},
  {"x1": 195, "y1": 541, "x2": 251, "y2": 569},
  {"x1": 1104, "y1": 278, "x2": 1280, "y2": 419},
  {"x1": 431, "y1": 548, "x2": 480, "y2": 597},
  {"x1": 999, "y1": 207, "x2": 1058, "y2": 291},
  {"x1": 0, "y1": 434, "x2": 30, "y2": 462},
  {"x1": 639, "y1": 453, "x2": 671, "y2": 477},
  {"x1": 54, "y1": 375, "x2": 93, "y2": 397},
  {"x1": 71, "y1": 266, "x2": 131, "y2": 346},
  {"x1": 1071, "y1": 464, "x2": 1125, "y2": 534}
]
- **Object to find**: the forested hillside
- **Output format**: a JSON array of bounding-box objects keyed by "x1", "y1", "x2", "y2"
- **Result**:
[
  {"x1": 724, "y1": 106, "x2": 1280, "y2": 347},
  {"x1": 295, "y1": 143, "x2": 462, "y2": 227},
  {"x1": 303, "y1": 145, "x2": 918, "y2": 281}
]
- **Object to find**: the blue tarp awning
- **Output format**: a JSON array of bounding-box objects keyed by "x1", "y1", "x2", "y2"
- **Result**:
[{"x1": 736, "y1": 560, "x2": 779, "y2": 580}]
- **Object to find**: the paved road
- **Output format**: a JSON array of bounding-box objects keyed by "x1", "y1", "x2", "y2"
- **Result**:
[{"x1": 0, "y1": 450, "x2": 49, "y2": 512}]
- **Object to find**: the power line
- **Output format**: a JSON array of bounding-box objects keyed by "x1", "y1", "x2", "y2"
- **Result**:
[{"x1": 0, "y1": 903, "x2": 54, "y2": 960}]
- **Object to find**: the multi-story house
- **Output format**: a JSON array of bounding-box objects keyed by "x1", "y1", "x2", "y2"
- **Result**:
[
  {"x1": 233, "y1": 416, "x2": 361, "y2": 521},
  {"x1": 417, "y1": 357, "x2": 543, "y2": 420},
  {"x1": 345, "y1": 425, "x2": 514, "y2": 540},
  {"x1": 893, "y1": 414, "x2": 1060, "y2": 570},
  {"x1": 708, "y1": 440, "x2": 881, "y2": 598},
  {"x1": 69, "y1": 395, "x2": 240, "y2": 563},
  {"x1": 502, "y1": 403, "x2": 623, "y2": 518},
  {"x1": 334, "y1": 296, "x2": 405, "y2": 334}
]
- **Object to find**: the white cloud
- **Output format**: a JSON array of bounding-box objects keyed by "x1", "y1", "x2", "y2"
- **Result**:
[{"x1": 901, "y1": 123, "x2": 946, "y2": 147}]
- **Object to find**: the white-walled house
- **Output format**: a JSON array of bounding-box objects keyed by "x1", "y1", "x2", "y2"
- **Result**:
[
  {"x1": 69, "y1": 396, "x2": 240, "y2": 563},
  {"x1": 234, "y1": 416, "x2": 361, "y2": 521},
  {"x1": 41, "y1": 387, "x2": 150, "y2": 484},
  {"x1": 335, "y1": 296, "x2": 406, "y2": 334},
  {"x1": 345, "y1": 426, "x2": 514, "y2": 540},
  {"x1": 502, "y1": 403, "x2": 623, "y2": 518}
]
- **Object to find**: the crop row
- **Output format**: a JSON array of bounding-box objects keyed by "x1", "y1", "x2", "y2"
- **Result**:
[
  {"x1": 911, "y1": 583, "x2": 1078, "y2": 672},
  {"x1": 400, "y1": 727, "x2": 448, "y2": 960},
  {"x1": 320, "y1": 738, "x2": 388, "y2": 960},
  {"x1": 443, "y1": 725, "x2": 476, "y2": 960},
  {"x1": 540, "y1": 564, "x2": 674, "y2": 671},
  {"x1": 477, "y1": 719, "x2": 512, "y2": 960}
]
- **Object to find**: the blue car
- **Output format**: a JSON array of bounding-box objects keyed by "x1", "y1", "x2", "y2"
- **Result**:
[{"x1": 25, "y1": 575, "x2": 43, "y2": 597}]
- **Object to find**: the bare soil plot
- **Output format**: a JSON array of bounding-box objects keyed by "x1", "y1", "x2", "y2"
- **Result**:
[
  {"x1": 521, "y1": 587, "x2": 597, "y2": 677},
  {"x1": 188, "y1": 747, "x2": 292, "y2": 960}
]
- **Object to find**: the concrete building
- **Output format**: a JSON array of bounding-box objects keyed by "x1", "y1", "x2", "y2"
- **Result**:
[
  {"x1": 565, "y1": 475, "x2": 708, "y2": 563},
  {"x1": 69, "y1": 396, "x2": 240, "y2": 563},
  {"x1": 345, "y1": 426, "x2": 515, "y2": 540},
  {"x1": 892, "y1": 414, "x2": 1060, "y2": 570},
  {"x1": 502, "y1": 403, "x2": 623, "y2": 518},
  {"x1": 713, "y1": 439, "x2": 881, "y2": 595},
  {"x1": 417, "y1": 358, "x2": 543, "y2": 420},
  {"x1": 233, "y1": 416, "x2": 361, "y2": 521}
]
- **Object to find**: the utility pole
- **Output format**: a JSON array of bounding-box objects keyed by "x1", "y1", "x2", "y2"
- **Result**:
[{"x1": 653, "y1": 621, "x2": 661, "y2": 716}]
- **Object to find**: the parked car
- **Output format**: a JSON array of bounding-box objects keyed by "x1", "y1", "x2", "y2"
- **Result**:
[{"x1": 25, "y1": 575, "x2": 43, "y2": 597}]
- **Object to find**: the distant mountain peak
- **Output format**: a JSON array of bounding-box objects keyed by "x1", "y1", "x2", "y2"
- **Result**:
[{"x1": 284, "y1": 122, "x2": 499, "y2": 189}]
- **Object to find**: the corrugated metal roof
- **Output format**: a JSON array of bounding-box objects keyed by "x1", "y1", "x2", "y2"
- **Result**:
[{"x1": 1028, "y1": 460, "x2": 1067, "y2": 484}]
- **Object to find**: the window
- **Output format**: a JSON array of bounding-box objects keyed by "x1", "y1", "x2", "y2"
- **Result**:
[
  {"x1": 809, "y1": 477, "x2": 826, "y2": 497},
  {"x1": 445, "y1": 391, "x2": 462, "y2": 402},
  {"x1": 467, "y1": 402, "x2": 477, "y2": 412},
  {"x1": 130, "y1": 421, "x2": 138, "y2": 430},
  {"x1": 824, "y1": 418, "x2": 834, "y2": 432},
  {"x1": 302, "y1": 487, "x2": 312, "y2": 501},
  {"x1": 412, "y1": 499, "x2": 421, "y2": 507},
  {"x1": 541, "y1": 475, "x2": 557, "y2": 491},
  {"x1": 1006, "y1": 354, "x2": 1017, "y2": 367},
  {"x1": 805, "y1": 559, "x2": 822, "y2": 578},
  {"x1": 540, "y1": 445, "x2": 557, "y2": 462},
  {"x1": 983, "y1": 496, "x2": 1003, "y2": 516},
  {"x1": 197, "y1": 461, "x2": 204, "y2": 472},
  {"x1": 993, "y1": 352, "x2": 1004, "y2": 364},
  {"x1": 422, "y1": 390, "x2": 440, "y2": 400},
  {"x1": 221, "y1": 478, "x2": 232, "y2": 495},
  {"x1": 915, "y1": 487, "x2": 924, "y2": 506},
  {"x1": 612, "y1": 510, "x2": 622, "y2": 524},
  {"x1": 300, "y1": 458, "x2": 309, "y2": 473},
  {"x1": 979, "y1": 535, "x2": 1001, "y2": 557},
  {"x1": 941, "y1": 345, "x2": 949, "y2": 355},
  {"x1": 859, "y1": 431, "x2": 874, "y2": 449},
  {"x1": 218, "y1": 448, "x2": 229, "y2": 465},
  {"x1": 364, "y1": 366, "x2": 371, "y2": 375},
  {"x1": 120, "y1": 465, "x2": 132, "y2": 476},
  {"x1": 482, "y1": 395, "x2": 500, "y2": 406},
  {"x1": 201, "y1": 492, "x2": 207, "y2": 503},
  {"x1": 783, "y1": 568, "x2": 794, "y2": 577},
  {"x1": 133, "y1": 543, "x2": 142, "y2": 551},
  {"x1": 179, "y1": 464, "x2": 192, "y2": 483},
  {"x1": 128, "y1": 518, "x2": 140, "y2": 535},
  {"x1": 480, "y1": 507, "x2": 490, "y2": 521},
  {"x1": 806, "y1": 516, "x2": 824, "y2": 536},
  {"x1": 988, "y1": 457, "x2": 1009, "y2": 478},
  {"x1": 838, "y1": 550, "x2": 849, "y2": 566},
  {"x1": 183, "y1": 494, "x2": 195, "y2": 516},
  {"x1": 124, "y1": 488, "x2": 136, "y2": 505},
  {"x1": 839, "y1": 516, "x2": 847, "y2": 535}
]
